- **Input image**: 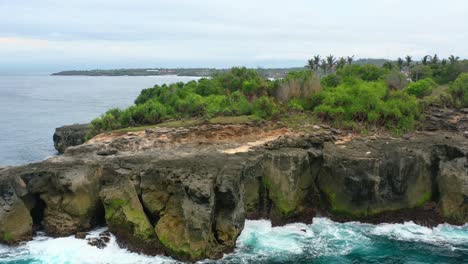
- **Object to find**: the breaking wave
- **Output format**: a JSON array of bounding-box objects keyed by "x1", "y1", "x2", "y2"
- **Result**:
[{"x1": 1, "y1": 218, "x2": 467, "y2": 264}]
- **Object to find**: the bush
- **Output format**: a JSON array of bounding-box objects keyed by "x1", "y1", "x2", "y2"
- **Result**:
[
  {"x1": 386, "y1": 71, "x2": 408, "y2": 91},
  {"x1": 410, "y1": 65, "x2": 433, "y2": 81},
  {"x1": 313, "y1": 80, "x2": 420, "y2": 132},
  {"x1": 134, "y1": 86, "x2": 160, "y2": 105},
  {"x1": 406, "y1": 78, "x2": 437, "y2": 98},
  {"x1": 449, "y1": 73, "x2": 468, "y2": 108},
  {"x1": 253, "y1": 96, "x2": 280, "y2": 118},
  {"x1": 321, "y1": 74, "x2": 342, "y2": 88},
  {"x1": 228, "y1": 91, "x2": 252, "y2": 115},
  {"x1": 337, "y1": 65, "x2": 388, "y2": 82}
]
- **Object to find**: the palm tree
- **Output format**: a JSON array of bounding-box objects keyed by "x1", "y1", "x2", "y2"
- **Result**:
[
  {"x1": 313, "y1": 55, "x2": 321, "y2": 71},
  {"x1": 337, "y1": 57, "x2": 347, "y2": 69},
  {"x1": 320, "y1": 59, "x2": 328, "y2": 74},
  {"x1": 441, "y1": 59, "x2": 447, "y2": 66},
  {"x1": 326, "y1": 55, "x2": 336, "y2": 73},
  {"x1": 347, "y1": 55, "x2": 354, "y2": 65},
  {"x1": 405, "y1": 55, "x2": 412, "y2": 68},
  {"x1": 397, "y1": 58, "x2": 404, "y2": 71},
  {"x1": 431, "y1": 54, "x2": 439, "y2": 64},
  {"x1": 448, "y1": 55, "x2": 460, "y2": 64},
  {"x1": 306, "y1": 59, "x2": 315, "y2": 70},
  {"x1": 422, "y1": 55, "x2": 431, "y2": 65}
]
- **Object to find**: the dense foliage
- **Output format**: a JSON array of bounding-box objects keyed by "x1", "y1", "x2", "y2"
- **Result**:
[
  {"x1": 89, "y1": 56, "x2": 467, "y2": 137},
  {"x1": 406, "y1": 78, "x2": 437, "y2": 98},
  {"x1": 313, "y1": 80, "x2": 420, "y2": 131},
  {"x1": 449, "y1": 73, "x2": 468, "y2": 108}
]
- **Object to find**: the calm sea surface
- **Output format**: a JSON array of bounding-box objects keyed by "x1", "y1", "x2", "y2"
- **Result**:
[
  {"x1": 0, "y1": 75, "x2": 467, "y2": 264},
  {"x1": 0, "y1": 75, "x2": 200, "y2": 166}
]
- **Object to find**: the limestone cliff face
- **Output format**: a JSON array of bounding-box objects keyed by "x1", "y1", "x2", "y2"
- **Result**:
[{"x1": 1, "y1": 123, "x2": 467, "y2": 261}]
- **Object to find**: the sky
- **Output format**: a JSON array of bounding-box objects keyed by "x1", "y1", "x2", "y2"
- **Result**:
[{"x1": 1, "y1": 0, "x2": 467, "y2": 74}]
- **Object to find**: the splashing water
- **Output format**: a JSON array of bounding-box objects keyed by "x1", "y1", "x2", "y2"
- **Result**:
[{"x1": 1, "y1": 218, "x2": 467, "y2": 264}]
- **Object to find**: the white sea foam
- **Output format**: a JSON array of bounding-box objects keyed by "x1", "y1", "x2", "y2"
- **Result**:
[
  {"x1": 1, "y1": 219, "x2": 467, "y2": 263},
  {"x1": 371, "y1": 221, "x2": 468, "y2": 246},
  {"x1": 0, "y1": 228, "x2": 176, "y2": 264}
]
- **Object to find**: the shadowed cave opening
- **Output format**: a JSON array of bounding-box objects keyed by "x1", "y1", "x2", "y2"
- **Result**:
[{"x1": 30, "y1": 194, "x2": 46, "y2": 231}]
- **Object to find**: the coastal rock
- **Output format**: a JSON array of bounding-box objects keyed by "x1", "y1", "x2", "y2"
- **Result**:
[
  {"x1": 0, "y1": 122, "x2": 467, "y2": 261},
  {"x1": 19, "y1": 162, "x2": 102, "y2": 236},
  {"x1": 434, "y1": 145, "x2": 468, "y2": 223},
  {"x1": 99, "y1": 167, "x2": 162, "y2": 255},
  {"x1": 0, "y1": 177, "x2": 32, "y2": 244},
  {"x1": 53, "y1": 124, "x2": 90, "y2": 153},
  {"x1": 317, "y1": 139, "x2": 434, "y2": 217}
]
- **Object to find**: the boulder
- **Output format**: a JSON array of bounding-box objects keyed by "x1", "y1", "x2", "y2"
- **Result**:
[
  {"x1": 0, "y1": 176, "x2": 32, "y2": 244},
  {"x1": 53, "y1": 124, "x2": 90, "y2": 153}
]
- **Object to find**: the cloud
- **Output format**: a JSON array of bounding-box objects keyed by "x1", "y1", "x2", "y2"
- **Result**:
[{"x1": 0, "y1": 0, "x2": 467, "y2": 73}]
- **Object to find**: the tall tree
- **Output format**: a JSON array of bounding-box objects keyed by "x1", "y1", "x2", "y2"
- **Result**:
[
  {"x1": 337, "y1": 57, "x2": 347, "y2": 69},
  {"x1": 397, "y1": 58, "x2": 404, "y2": 71},
  {"x1": 313, "y1": 55, "x2": 321, "y2": 71},
  {"x1": 431, "y1": 54, "x2": 439, "y2": 64},
  {"x1": 320, "y1": 59, "x2": 328, "y2": 74},
  {"x1": 405, "y1": 55, "x2": 412, "y2": 67},
  {"x1": 422, "y1": 55, "x2": 431, "y2": 65},
  {"x1": 448, "y1": 55, "x2": 460, "y2": 64},
  {"x1": 306, "y1": 59, "x2": 315, "y2": 71},
  {"x1": 326, "y1": 55, "x2": 336, "y2": 73},
  {"x1": 347, "y1": 55, "x2": 354, "y2": 65}
]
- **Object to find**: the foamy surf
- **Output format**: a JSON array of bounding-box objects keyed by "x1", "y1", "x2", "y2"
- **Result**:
[
  {"x1": 1, "y1": 218, "x2": 467, "y2": 263},
  {"x1": 0, "y1": 228, "x2": 176, "y2": 264}
]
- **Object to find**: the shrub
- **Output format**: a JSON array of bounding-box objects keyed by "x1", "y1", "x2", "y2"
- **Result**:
[
  {"x1": 228, "y1": 91, "x2": 252, "y2": 115},
  {"x1": 410, "y1": 65, "x2": 433, "y2": 81},
  {"x1": 195, "y1": 78, "x2": 223, "y2": 96},
  {"x1": 253, "y1": 96, "x2": 280, "y2": 118},
  {"x1": 386, "y1": 71, "x2": 408, "y2": 91},
  {"x1": 337, "y1": 65, "x2": 388, "y2": 82},
  {"x1": 313, "y1": 80, "x2": 420, "y2": 132},
  {"x1": 449, "y1": 73, "x2": 468, "y2": 108},
  {"x1": 406, "y1": 78, "x2": 437, "y2": 98},
  {"x1": 134, "y1": 86, "x2": 158, "y2": 105},
  {"x1": 321, "y1": 74, "x2": 342, "y2": 88}
]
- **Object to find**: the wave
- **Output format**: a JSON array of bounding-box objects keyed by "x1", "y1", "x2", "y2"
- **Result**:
[
  {"x1": 0, "y1": 228, "x2": 176, "y2": 264},
  {"x1": 1, "y1": 218, "x2": 467, "y2": 264}
]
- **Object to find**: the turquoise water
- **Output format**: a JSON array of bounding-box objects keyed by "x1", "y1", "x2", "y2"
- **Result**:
[{"x1": 1, "y1": 218, "x2": 467, "y2": 264}]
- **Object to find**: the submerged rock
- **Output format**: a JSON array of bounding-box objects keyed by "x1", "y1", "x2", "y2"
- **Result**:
[{"x1": 1, "y1": 122, "x2": 467, "y2": 261}]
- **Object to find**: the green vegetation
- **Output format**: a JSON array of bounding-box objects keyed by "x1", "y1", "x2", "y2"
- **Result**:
[
  {"x1": 406, "y1": 78, "x2": 437, "y2": 98},
  {"x1": 449, "y1": 73, "x2": 468, "y2": 108},
  {"x1": 88, "y1": 55, "x2": 467, "y2": 138}
]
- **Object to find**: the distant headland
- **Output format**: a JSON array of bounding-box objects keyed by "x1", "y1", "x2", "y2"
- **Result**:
[{"x1": 50, "y1": 59, "x2": 390, "y2": 78}]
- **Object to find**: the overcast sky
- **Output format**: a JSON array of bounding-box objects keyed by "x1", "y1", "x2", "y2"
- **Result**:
[{"x1": 1, "y1": 0, "x2": 467, "y2": 74}]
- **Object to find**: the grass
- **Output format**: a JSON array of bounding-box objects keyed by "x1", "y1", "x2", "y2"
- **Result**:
[
  {"x1": 108, "y1": 115, "x2": 260, "y2": 134},
  {"x1": 209, "y1": 115, "x2": 259, "y2": 124},
  {"x1": 279, "y1": 113, "x2": 318, "y2": 131}
]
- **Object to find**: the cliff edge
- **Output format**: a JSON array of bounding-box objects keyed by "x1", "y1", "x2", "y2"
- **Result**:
[{"x1": 2, "y1": 117, "x2": 467, "y2": 261}]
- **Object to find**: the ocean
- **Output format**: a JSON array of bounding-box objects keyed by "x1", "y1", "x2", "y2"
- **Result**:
[
  {"x1": 0, "y1": 75, "x2": 200, "y2": 166},
  {"x1": 0, "y1": 75, "x2": 467, "y2": 263}
]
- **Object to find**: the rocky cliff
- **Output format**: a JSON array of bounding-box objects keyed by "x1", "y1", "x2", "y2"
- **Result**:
[
  {"x1": 53, "y1": 123, "x2": 90, "y2": 153},
  {"x1": 1, "y1": 121, "x2": 467, "y2": 261}
]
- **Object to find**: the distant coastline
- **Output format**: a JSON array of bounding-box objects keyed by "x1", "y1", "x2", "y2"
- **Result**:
[
  {"x1": 51, "y1": 67, "x2": 305, "y2": 78},
  {"x1": 50, "y1": 59, "x2": 390, "y2": 78}
]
